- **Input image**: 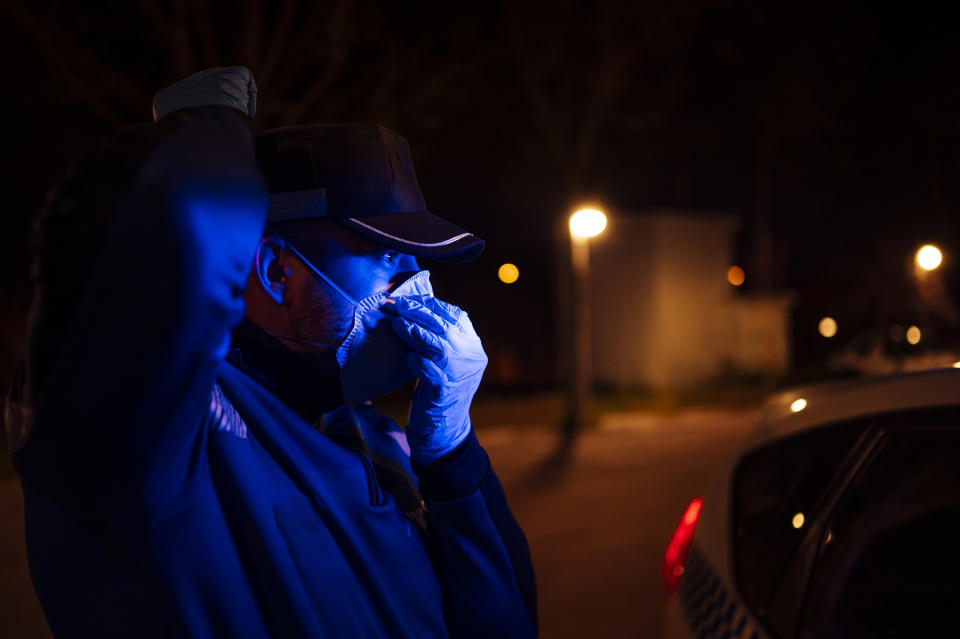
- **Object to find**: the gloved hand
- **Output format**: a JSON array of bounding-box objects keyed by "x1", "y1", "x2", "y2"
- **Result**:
[
  {"x1": 152, "y1": 66, "x2": 257, "y2": 122},
  {"x1": 390, "y1": 295, "x2": 488, "y2": 466}
]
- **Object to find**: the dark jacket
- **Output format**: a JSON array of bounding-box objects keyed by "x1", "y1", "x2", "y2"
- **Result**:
[{"x1": 6, "y1": 106, "x2": 536, "y2": 638}]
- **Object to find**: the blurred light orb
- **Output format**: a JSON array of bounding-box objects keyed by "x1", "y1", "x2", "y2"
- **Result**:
[
  {"x1": 569, "y1": 208, "x2": 607, "y2": 239},
  {"x1": 916, "y1": 245, "x2": 943, "y2": 271},
  {"x1": 727, "y1": 266, "x2": 745, "y2": 287},
  {"x1": 953, "y1": 361, "x2": 960, "y2": 368},
  {"x1": 818, "y1": 317, "x2": 838, "y2": 338},
  {"x1": 790, "y1": 398, "x2": 807, "y2": 413},
  {"x1": 792, "y1": 513, "x2": 806, "y2": 529},
  {"x1": 906, "y1": 325, "x2": 922, "y2": 345},
  {"x1": 498, "y1": 263, "x2": 519, "y2": 284}
]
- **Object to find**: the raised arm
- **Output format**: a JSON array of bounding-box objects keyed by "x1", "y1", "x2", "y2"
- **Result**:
[{"x1": 15, "y1": 69, "x2": 267, "y2": 493}]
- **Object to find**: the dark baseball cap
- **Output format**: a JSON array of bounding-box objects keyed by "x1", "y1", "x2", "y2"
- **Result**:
[{"x1": 255, "y1": 124, "x2": 484, "y2": 263}]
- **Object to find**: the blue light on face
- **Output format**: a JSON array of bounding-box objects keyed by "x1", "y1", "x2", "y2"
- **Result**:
[{"x1": 289, "y1": 241, "x2": 419, "y2": 304}]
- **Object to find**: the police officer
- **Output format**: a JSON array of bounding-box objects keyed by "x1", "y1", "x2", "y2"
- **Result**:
[{"x1": 7, "y1": 67, "x2": 536, "y2": 638}]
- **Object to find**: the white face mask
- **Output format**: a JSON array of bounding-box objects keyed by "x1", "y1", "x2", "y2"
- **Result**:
[{"x1": 267, "y1": 244, "x2": 433, "y2": 405}]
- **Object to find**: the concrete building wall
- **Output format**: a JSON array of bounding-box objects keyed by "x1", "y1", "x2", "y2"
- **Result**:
[
  {"x1": 646, "y1": 214, "x2": 738, "y2": 388},
  {"x1": 724, "y1": 295, "x2": 794, "y2": 375},
  {"x1": 589, "y1": 211, "x2": 792, "y2": 390},
  {"x1": 588, "y1": 215, "x2": 659, "y2": 387}
]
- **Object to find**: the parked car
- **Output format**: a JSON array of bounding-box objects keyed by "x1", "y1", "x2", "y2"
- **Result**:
[
  {"x1": 827, "y1": 326, "x2": 959, "y2": 376},
  {"x1": 662, "y1": 367, "x2": 960, "y2": 638}
]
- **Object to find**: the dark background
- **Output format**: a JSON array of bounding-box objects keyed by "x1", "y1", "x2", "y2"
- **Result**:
[
  {"x1": 3, "y1": 4, "x2": 960, "y2": 636},
  {"x1": 4, "y1": 0, "x2": 960, "y2": 398}
]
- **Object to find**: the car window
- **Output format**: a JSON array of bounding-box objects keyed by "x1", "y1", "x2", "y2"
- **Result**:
[
  {"x1": 800, "y1": 425, "x2": 960, "y2": 638},
  {"x1": 732, "y1": 421, "x2": 865, "y2": 614}
]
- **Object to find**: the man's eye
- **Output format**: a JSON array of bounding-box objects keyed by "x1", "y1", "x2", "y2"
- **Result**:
[{"x1": 381, "y1": 251, "x2": 399, "y2": 264}]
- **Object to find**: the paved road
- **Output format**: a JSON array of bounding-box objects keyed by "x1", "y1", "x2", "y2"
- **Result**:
[
  {"x1": 0, "y1": 407, "x2": 757, "y2": 638},
  {"x1": 483, "y1": 407, "x2": 757, "y2": 639}
]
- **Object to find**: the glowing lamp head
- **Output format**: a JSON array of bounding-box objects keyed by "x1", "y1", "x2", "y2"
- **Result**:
[
  {"x1": 906, "y1": 325, "x2": 922, "y2": 345},
  {"x1": 498, "y1": 263, "x2": 519, "y2": 284},
  {"x1": 790, "y1": 398, "x2": 807, "y2": 413},
  {"x1": 569, "y1": 208, "x2": 607, "y2": 239},
  {"x1": 819, "y1": 317, "x2": 838, "y2": 338},
  {"x1": 727, "y1": 266, "x2": 745, "y2": 287},
  {"x1": 916, "y1": 245, "x2": 943, "y2": 271}
]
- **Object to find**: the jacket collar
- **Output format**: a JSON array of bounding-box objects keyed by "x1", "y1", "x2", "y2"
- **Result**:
[{"x1": 228, "y1": 319, "x2": 344, "y2": 424}]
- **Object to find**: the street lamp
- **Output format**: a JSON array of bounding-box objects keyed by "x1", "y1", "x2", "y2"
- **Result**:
[
  {"x1": 819, "y1": 317, "x2": 838, "y2": 338},
  {"x1": 913, "y1": 245, "x2": 943, "y2": 335},
  {"x1": 498, "y1": 263, "x2": 519, "y2": 284},
  {"x1": 569, "y1": 208, "x2": 607, "y2": 239},
  {"x1": 565, "y1": 206, "x2": 607, "y2": 445},
  {"x1": 916, "y1": 244, "x2": 943, "y2": 272}
]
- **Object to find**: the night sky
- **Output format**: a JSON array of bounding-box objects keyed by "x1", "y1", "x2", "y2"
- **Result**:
[{"x1": 4, "y1": 1, "x2": 960, "y2": 392}]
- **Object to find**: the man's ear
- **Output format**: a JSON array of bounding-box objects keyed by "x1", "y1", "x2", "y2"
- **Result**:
[{"x1": 254, "y1": 235, "x2": 290, "y2": 305}]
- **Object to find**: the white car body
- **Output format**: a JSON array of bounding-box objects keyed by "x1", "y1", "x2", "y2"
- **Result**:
[{"x1": 662, "y1": 367, "x2": 960, "y2": 639}]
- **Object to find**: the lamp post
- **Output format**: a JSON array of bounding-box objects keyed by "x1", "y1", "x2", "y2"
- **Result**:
[
  {"x1": 565, "y1": 207, "x2": 607, "y2": 446},
  {"x1": 913, "y1": 243, "x2": 943, "y2": 299},
  {"x1": 912, "y1": 244, "x2": 944, "y2": 346}
]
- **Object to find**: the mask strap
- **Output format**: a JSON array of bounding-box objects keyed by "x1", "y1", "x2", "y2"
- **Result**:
[{"x1": 284, "y1": 243, "x2": 358, "y2": 306}]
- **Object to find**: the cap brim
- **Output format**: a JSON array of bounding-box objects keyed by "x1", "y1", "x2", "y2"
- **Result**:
[{"x1": 338, "y1": 211, "x2": 484, "y2": 263}]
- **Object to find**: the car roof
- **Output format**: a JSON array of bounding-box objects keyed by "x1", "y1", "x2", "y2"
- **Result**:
[
  {"x1": 749, "y1": 366, "x2": 960, "y2": 454},
  {"x1": 692, "y1": 366, "x2": 960, "y2": 588}
]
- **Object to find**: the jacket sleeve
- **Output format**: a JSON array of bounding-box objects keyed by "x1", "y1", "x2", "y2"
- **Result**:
[
  {"x1": 414, "y1": 430, "x2": 538, "y2": 638},
  {"x1": 17, "y1": 106, "x2": 267, "y2": 494}
]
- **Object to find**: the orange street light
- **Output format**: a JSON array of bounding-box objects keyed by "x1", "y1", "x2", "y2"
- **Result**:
[
  {"x1": 498, "y1": 263, "x2": 519, "y2": 284},
  {"x1": 818, "y1": 317, "x2": 838, "y2": 338},
  {"x1": 916, "y1": 245, "x2": 943, "y2": 272},
  {"x1": 565, "y1": 206, "x2": 607, "y2": 443},
  {"x1": 727, "y1": 266, "x2": 745, "y2": 287},
  {"x1": 569, "y1": 208, "x2": 607, "y2": 239}
]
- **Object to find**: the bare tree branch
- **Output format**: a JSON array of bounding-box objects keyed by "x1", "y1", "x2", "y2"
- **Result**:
[
  {"x1": 191, "y1": 0, "x2": 220, "y2": 68},
  {"x1": 138, "y1": 0, "x2": 184, "y2": 77},
  {"x1": 241, "y1": 0, "x2": 265, "y2": 67},
  {"x1": 257, "y1": 0, "x2": 300, "y2": 92},
  {"x1": 170, "y1": 0, "x2": 198, "y2": 75},
  {"x1": 503, "y1": 3, "x2": 703, "y2": 197},
  {"x1": 284, "y1": 0, "x2": 357, "y2": 122},
  {"x1": 136, "y1": 0, "x2": 172, "y2": 36},
  {"x1": 567, "y1": 10, "x2": 634, "y2": 192},
  {"x1": 6, "y1": 2, "x2": 151, "y2": 125},
  {"x1": 7, "y1": 0, "x2": 492, "y2": 136},
  {"x1": 504, "y1": 11, "x2": 571, "y2": 170},
  {"x1": 265, "y1": 1, "x2": 348, "y2": 102},
  {"x1": 567, "y1": 60, "x2": 622, "y2": 192}
]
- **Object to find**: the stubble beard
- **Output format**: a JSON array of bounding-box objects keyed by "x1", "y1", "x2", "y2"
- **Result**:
[{"x1": 289, "y1": 280, "x2": 353, "y2": 350}]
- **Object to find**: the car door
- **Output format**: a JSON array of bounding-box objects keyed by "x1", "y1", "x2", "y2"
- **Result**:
[{"x1": 794, "y1": 412, "x2": 960, "y2": 638}]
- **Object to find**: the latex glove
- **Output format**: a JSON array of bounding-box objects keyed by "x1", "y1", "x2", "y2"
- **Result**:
[
  {"x1": 152, "y1": 66, "x2": 257, "y2": 122},
  {"x1": 390, "y1": 296, "x2": 487, "y2": 466}
]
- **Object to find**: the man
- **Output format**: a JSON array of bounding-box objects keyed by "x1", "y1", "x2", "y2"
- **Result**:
[{"x1": 6, "y1": 67, "x2": 536, "y2": 637}]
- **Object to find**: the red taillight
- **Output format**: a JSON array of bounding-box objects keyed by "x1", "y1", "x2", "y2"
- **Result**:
[{"x1": 662, "y1": 497, "x2": 703, "y2": 597}]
